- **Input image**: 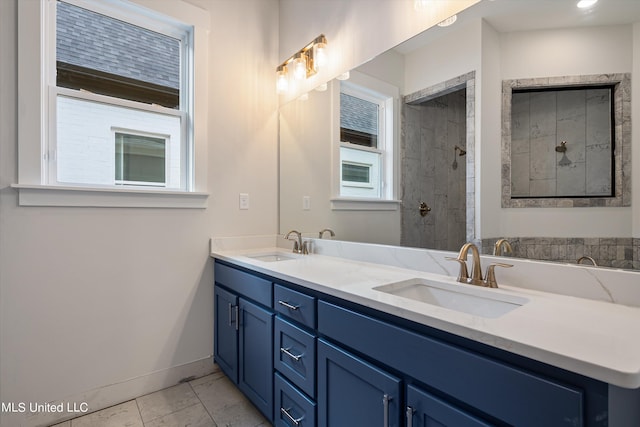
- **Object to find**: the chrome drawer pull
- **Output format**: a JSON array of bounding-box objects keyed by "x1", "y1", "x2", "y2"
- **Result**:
[
  {"x1": 383, "y1": 394, "x2": 392, "y2": 427},
  {"x1": 234, "y1": 305, "x2": 239, "y2": 331},
  {"x1": 406, "y1": 406, "x2": 414, "y2": 427},
  {"x1": 280, "y1": 347, "x2": 303, "y2": 361},
  {"x1": 278, "y1": 300, "x2": 300, "y2": 311},
  {"x1": 281, "y1": 407, "x2": 303, "y2": 426}
]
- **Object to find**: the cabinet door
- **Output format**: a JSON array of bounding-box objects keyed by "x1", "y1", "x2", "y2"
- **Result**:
[
  {"x1": 214, "y1": 286, "x2": 238, "y2": 383},
  {"x1": 239, "y1": 298, "x2": 274, "y2": 422},
  {"x1": 406, "y1": 384, "x2": 493, "y2": 427},
  {"x1": 317, "y1": 339, "x2": 401, "y2": 427}
]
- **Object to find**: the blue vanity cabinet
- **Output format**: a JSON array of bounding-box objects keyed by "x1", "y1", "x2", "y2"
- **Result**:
[
  {"x1": 406, "y1": 384, "x2": 493, "y2": 427},
  {"x1": 317, "y1": 338, "x2": 402, "y2": 427},
  {"x1": 238, "y1": 298, "x2": 274, "y2": 420},
  {"x1": 213, "y1": 261, "x2": 274, "y2": 422},
  {"x1": 213, "y1": 260, "x2": 610, "y2": 427},
  {"x1": 213, "y1": 285, "x2": 238, "y2": 383}
]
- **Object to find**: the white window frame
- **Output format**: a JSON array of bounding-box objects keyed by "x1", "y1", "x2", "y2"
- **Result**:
[
  {"x1": 331, "y1": 71, "x2": 401, "y2": 210},
  {"x1": 15, "y1": 0, "x2": 209, "y2": 208}
]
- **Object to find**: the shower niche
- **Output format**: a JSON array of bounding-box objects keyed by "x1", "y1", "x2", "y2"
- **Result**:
[{"x1": 502, "y1": 74, "x2": 631, "y2": 208}]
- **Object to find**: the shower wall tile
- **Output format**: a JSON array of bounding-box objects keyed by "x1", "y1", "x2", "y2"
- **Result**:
[
  {"x1": 586, "y1": 144, "x2": 612, "y2": 195},
  {"x1": 556, "y1": 161, "x2": 585, "y2": 196},
  {"x1": 530, "y1": 178, "x2": 555, "y2": 197},
  {"x1": 482, "y1": 237, "x2": 639, "y2": 270},
  {"x1": 529, "y1": 135, "x2": 557, "y2": 181}
]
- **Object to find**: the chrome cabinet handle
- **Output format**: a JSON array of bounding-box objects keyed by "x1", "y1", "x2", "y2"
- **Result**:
[
  {"x1": 278, "y1": 300, "x2": 300, "y2": 311},
  {"x1": 383, "y1": 394, "x2": 392, "y2": 427},
  {"x1": 406, "y1": 406, "x2": 414, "y2": 427},
  {"x1": 280, "y1": 407, "x2": 303, "y2": 426},
  {"x1": 234, "y1": 305, "x2": 239, "y2": 331},
  {"x1": 280, "y1": 347, "x2": 303, "y2": 361}
]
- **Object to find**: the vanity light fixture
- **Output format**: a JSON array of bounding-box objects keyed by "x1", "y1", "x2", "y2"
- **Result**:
[
  {"x1": 413, "y1": 0, "x2": 428, "y2": 11},
  {"x1": 577, "y1": 0, "x2": 598, "y2": 8},
  {"x1": 276, "y1": 34, "x2": 328, "y2": 94}
]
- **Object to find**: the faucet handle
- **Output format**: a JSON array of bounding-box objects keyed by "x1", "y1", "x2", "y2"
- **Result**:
[
  {"x1": 483, "y1": 262, "x2": 513, "y2": 288},
  {"x1": 445, "y1": 256, "x2": 469, "y2": 283}
]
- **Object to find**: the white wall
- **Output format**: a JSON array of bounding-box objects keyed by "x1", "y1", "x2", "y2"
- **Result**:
[
  {"x1": 0, "y1": 1, "x2": 279, "y2": 426},
  {"x1": 403, "y1": 19, "x2": 482, "y2": 95}
]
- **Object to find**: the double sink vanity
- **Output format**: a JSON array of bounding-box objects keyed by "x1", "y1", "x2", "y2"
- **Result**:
[{"x1": 211, "y1": 236, "x2": 640, "y2": 427}]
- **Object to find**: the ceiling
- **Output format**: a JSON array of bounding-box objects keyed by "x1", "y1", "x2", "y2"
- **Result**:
[{"x1": 396, "y1": 0, "x2": 640, "y2": 54}]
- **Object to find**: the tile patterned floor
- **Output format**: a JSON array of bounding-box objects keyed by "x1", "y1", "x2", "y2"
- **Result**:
[{"x1": 50, "y1": 365, "x2": 270, "y2": 427}]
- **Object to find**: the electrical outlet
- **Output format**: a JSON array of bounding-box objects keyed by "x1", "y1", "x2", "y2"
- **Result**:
[
  {"x1": 239, "y1": 193, "x2": 249, "y2": 210},
  {"x1": 303, "y1": 196, "x2": 311, "y2": 210}
]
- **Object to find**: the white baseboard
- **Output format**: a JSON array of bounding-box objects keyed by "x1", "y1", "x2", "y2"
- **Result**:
[{"x1": 4, "y1": 357, "x2": 215, "y2": 427}]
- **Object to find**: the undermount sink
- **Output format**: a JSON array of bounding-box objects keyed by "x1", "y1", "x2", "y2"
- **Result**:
[
  {"x1": 373, "y1": 278, "x2": 528, "y2": 318},
  {"x1": 246, "y1": 252, "x2": 297, "y2": 262}
]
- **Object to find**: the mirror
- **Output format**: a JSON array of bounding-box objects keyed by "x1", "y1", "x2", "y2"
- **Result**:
[{"x1": 279, "y1": 0, "x2": 640, "y2": 270}]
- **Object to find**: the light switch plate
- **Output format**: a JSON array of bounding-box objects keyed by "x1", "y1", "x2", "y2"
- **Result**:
[{"x1": 239, "y1": 193, "x2": 249, "y2": 210}]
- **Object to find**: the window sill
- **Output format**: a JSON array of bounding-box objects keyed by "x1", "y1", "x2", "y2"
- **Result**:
[
  {"x1": 330, "y1": 197, "x2": 401, "y2": 211},
  {"x1": 11, "y1": 184, "x2": 208, "y2": 208}
]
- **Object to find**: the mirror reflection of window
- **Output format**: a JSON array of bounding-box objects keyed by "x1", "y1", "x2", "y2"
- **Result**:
[
  {"x1": 340, "y1": 93, "x2": 379, "y2": 147},
  {"x1": 338, "y1": 81, "x2": 391, "y2": 198}
]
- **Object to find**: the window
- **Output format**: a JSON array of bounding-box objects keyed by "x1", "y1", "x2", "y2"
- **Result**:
[
  {"x1": 16, "y1": 0, "x2": 209, "y2": 207},
  {"x1": 337, "y1": 73, "x2": 397, "y2": 201},
  {"x1": 115, "y1": 132, "x2": 167, "y2": 186},
  {"x1": 53, "y1": 0, "x2": 186, "y2": 189}
]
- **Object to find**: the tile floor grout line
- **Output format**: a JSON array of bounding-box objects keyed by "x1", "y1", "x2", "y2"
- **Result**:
[
  {"x1": 133, "y1": 397, "x2": 146, "y2": 427},
  {"x1": 188, "y1": 380, "x2": 218, "y2": 426}
]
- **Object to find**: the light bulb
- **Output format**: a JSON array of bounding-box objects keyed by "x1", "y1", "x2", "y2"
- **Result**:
[
  {"x1": 577, "y1": 0, "x2": 597, "y2": 8},
  {"x1": 293, "y1": 53, "x2": 307, "y2": 80},
  {"x1": 414, "y1": 0, "x2": 428, "y2": 11},
  {"x1": 336, "y1": 71, "x2": 350, "y2": 81},
  {"x1": 276, "y1": 66, "x2": 288, "y2": 94},
  {"x1": 314, "y1": 42, "x2": 328, "y2": 69}
]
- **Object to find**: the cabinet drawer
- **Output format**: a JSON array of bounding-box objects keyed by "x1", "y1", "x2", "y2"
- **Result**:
[
  {"x1": 318, "y1": 300, "x2": 584, "y2": 427},
  {"x1": 275, "y1": 317, "x2": 316, "y2": 398},
  {"x1": 274, "y1": 284, "x2": 316, "y2": 329},
  {"x1": 215, "y1": 262, "x2": 272, "y2": 307},
  {"x1": 275, "y1": 373, "x2": 316, "y2": 427}
]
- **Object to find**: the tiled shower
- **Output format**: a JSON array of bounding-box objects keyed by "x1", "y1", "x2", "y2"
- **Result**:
[{"x1": 401, "y1": 88, "x2": 467, "y2": 251}]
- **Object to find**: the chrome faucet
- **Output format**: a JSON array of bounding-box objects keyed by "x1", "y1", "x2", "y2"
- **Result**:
[
  {"x1": 318, "y1": 228, "x2": 335, "y2": 239},
  {"x1": 446, "y1": 242, "x2": 513, "y2": 288},
  {"x1": 494, "y1": 239, "x2": 513, "y2": 256},
  {"x1": 577, "y1": 256, "x2": 598, "y2": 266},
  {"x1": 284, "y1": 230, "x2": 308, "y2": 254}
]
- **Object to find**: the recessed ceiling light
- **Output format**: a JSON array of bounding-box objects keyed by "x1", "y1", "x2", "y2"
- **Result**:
[
  {"x1": 437, "y1": 15, "x2": 457, "y2": 27},
  {"x1": 577, "y1": 0, "x2": 598, "y2": 9}
]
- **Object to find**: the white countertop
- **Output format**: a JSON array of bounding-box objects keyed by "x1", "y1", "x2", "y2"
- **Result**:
[{"x1": 211, "y1": 245, "x2": 640, "y2": 389}]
